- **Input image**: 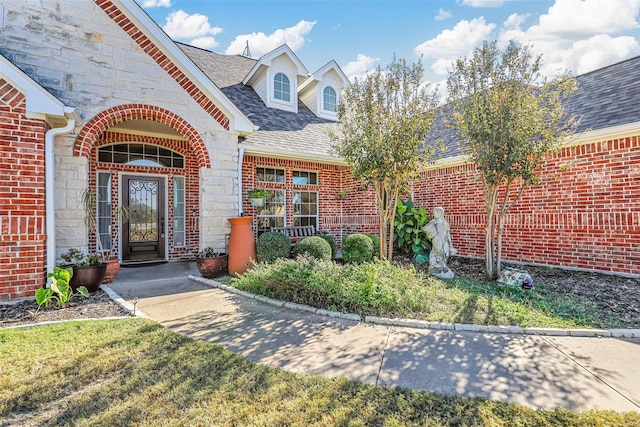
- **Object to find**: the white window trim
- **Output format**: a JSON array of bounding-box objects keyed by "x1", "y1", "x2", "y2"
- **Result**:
[
  {"x1": 317, "y1": 82, "x2": 338, "y2": 120},
  {"x1": 268, "y1": 68, "x2": 297, "y2": 113},
  {"x1": 293, "y1": 190, "x2": 319, "y2": 228}
]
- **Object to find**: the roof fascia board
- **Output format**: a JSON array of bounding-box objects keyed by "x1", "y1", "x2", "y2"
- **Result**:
[
  {"x1": 242, "y1": 44, "x2": 309, "y2": 86},
  {"x1": 241, "y1": 144, "x2": 346, "y2": 165},
  {"x1": 117, "y1": 0, "x2": 255, "y2": 134},
  {"x1": 1, "y1": 54, "x2": 69, "y2": 119}
]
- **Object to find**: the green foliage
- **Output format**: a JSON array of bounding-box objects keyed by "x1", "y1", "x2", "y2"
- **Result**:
[
  {"x1": 247, "y1": 188, "x2": 271, "y2": 198},
  {"x1": 393, "y1": 198, "x2": 432, "y2": 264},
  {"x1": 362, "y1": 233, "x2": 381, "y2": 259},
  {"x1": 35, "y1": 267, "x2": 89, "y2": 310},
  {"x1": 342, "y1": 233, "x2": 375, "y2": 264},
  {"x1": 314, "y1": 232, "x2": 337, "y2": 259},
  {"x1": 256, "y1": 231, "x2": 292, "y2": 264},
  {"x1": 197, "y1": 247, "x2": 226, "y2": 258},
  {"x1": 292, "y1": 236, "x2": 332, "y2": 261},
  {"x1": 233, "y1": 256, "x2": 427, "y2": 317},
  {"x1": 446, "y1": 40, "x2": 578, "y2": 278},
  {"x1": 60, "y1": 249, "x2": 102, "y2": 267},
  {"x1": 329, "y1": 57, "x2": 441, "y2": 260}
]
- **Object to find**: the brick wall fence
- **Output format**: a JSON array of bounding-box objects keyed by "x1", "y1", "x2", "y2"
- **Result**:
[
  {"x1": 413, "y1": 135, "x2": 640, "y2": 276},
  {"x1": 0, "y1": 79, "x2": 48, "y2": 299}
]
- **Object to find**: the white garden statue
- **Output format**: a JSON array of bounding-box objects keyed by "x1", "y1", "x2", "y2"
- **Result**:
[{"x1": 422, "y1": 207, "x2": 457, "y2": 279}]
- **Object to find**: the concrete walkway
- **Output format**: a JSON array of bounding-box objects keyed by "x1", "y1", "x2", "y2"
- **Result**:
[{"x1": 106, "y1": 261, "x2": 640, "y2": 412}]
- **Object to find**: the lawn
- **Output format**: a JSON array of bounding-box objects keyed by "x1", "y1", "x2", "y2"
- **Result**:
[{"x1": 2, "y1": 318, "x2": 638, "y2": 426}]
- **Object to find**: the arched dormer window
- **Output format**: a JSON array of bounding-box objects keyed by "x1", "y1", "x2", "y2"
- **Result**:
[
  {"x1": 323, "y1": 86, "x2": 337, "y2": 112},
  {"x1": 274, "y1": 72, "x2": 290, "y2": 102}
]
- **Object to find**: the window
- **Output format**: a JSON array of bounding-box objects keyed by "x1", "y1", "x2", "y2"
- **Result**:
[
  {"x1": 274, "y1": 72, "x2": 290, "y2": 102},
  {"x1": 173, "y1": 177, "x2": 185, "y2": 247},
  {"x1": 293, "y1": 191, "x2": 318, "y2": 228},
  {"x1": 292, "y1": 170, "x2": 317, "y2": 185},
  {"x1": 97, "y1": 172, "x2": 112, "y2": 251},
  {"x1": 323, "y1": 86, "x2": 337, "y2": 112},
  {"x1": 256, "y1": 167, "x2": 285, "y2": 183},
  {"x1": 98, "y1": 143, "x2": 184, "y2": 168},
  {"x1": 256, "y1": 190, "x2": 285, "y2": 234}
]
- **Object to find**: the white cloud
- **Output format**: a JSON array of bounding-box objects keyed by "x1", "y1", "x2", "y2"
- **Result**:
[
  {"x1": 140, "y1": 0, "x2": 171, "y2": 7},
  {"x1": 190, "y1": 37, "x2": 219, "y2": 50},
  {"x1": 162, "y1": 10, "x2": 222, "y2": 40},
  {"x1": 435, "y1": 8, "x2": 452, "y2": 21},
  {"x1": 497, "y1": 0, "x2": 640, "y2": 76},
  {"x1": 414, "y1": 18, "x2": 496, "y2": 75},
  {"x1": 461, "y1": 0, "x2": 504, "y2": 8},
  {"x1": 225, "y1": 20, "x2": 316, "y2": 57},
  {"x1": 538, "y1": 0, "x2": 640, "y2": 37},
  {"x1": 503, "y1": 13, "x2": 529, "y2": 30},
  {"x1": 342, "y1": 54, "x2": 380, "y2": 82}
]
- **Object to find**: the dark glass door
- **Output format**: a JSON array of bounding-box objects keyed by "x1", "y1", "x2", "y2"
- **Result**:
[{"x1": 122, "y1": 175, "x2": 165, "y2": 263}]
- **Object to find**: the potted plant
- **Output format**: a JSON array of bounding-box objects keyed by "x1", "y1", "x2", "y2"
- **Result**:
[
  {"x1": 247, "y1": 188, "x2": 271, "y2": 207},
  {"x1": 196, "y1": 247, "x2": 228, "y2": 279},
  {"x1": 82, "y1": 189, "x2": 128, "y2": 283},
  {"x1": 60, "y1": 248, "x2": 106, "y2": 293}
]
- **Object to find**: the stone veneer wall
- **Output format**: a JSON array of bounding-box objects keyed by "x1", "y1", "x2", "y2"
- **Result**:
[
  {"x1": 0, "y1": 79, "x2": 48, "y2": 299},
  {"x1": 0, "y1": 1, "x2": 240, "y2": 268}
]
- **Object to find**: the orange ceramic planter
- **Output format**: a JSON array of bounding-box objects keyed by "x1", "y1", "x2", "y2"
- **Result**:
[{"x1": 227, "y1": 216, "x2": 256, "y2": 276}]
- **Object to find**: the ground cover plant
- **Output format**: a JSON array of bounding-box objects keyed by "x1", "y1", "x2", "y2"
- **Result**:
[
  {"x1": 2, "y1": 318, "x2": 639, "y2": 426},
  {"x1": 233, "y1": 255, "x2": 640, "y2": 329}
]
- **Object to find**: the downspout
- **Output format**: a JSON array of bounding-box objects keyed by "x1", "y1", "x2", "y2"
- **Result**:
[
  {"x1": 237, "y1": 146, "x2": 245, "y2": 217},
  {"x1": 45, "y1": 111, "x2": 76, "y2": 277}
]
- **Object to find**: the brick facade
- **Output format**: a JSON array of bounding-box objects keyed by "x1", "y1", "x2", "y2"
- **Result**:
[
  {"x1": 0, "y1": 79, "x2": 48, "y2": 299},
  {"x1": 413, "y1": 135, "x2": 640, "y2": 276}
]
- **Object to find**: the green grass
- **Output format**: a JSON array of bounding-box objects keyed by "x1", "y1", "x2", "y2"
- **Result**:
[
  {"x1": 2, "y1": 318, "x2": 638, "y2": 426},
  {"x1": 231, "y1": 256, "x2": 633, "y2": 329}
]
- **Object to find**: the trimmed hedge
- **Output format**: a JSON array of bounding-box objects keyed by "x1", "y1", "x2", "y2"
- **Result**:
[
  {"x1": 256, "y1": 231, "x2": 291, "y2": 264},
  {"x1": 315, "y1": 233, "x2": 337, "y2": 259},
  {"x1": 292, "y1": 236, "x2": 332, "y2": 261},
  {"x1": 342, "y1": 233, "x2": 375, "y2": 264}
]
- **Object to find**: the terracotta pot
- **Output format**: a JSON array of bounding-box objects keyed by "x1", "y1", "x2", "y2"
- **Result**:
[
  {"x1": 103, "y1": 257, "x2": 120, "y2": 284},
  {"x1": 197, "y1": 255, "x2": 228, "y2": 279},
  {"x1": 227, "y1": 216, "x2": 256, "y2": 276},
  {"x1": 70, "y1": 264, "x2": 106, "y2": 293}
]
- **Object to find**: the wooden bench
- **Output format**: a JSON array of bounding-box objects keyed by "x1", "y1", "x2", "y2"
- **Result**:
[{"x1": 270, "y1": 225, "x2": 316, "y2": 243}]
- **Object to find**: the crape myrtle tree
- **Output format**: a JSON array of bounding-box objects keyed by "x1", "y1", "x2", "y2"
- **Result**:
[
  {"x1": 446, "y1": 40, "x2": 578, "y2": 279},
  {"x1": 330, "y1": 57, "x2": 439, "y2": 260}
]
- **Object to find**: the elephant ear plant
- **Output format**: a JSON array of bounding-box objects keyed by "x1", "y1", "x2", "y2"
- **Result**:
[
  {"x1": 394, "y1": 198, "x2": 432, "y2": 264},
  {"x1": 35, "y1": 267, "x2": 89, "y2": 313}
]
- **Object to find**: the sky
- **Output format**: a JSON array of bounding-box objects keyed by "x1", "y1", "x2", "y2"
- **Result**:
[{"x1": 136, "y1": 0, "x2": 640, "y2": 90}]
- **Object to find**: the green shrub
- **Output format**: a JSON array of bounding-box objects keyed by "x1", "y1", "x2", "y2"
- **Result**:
[
  {"x1": 394, "y1": 198, "x2": 432, "y2": 264},
  {"x1": 363, "y1": 233, "x2": 381, "y2": 259},
  {"x1": 314, "y1": 233, "x2": 337, "y2": 259},
  {"x1": 232, "y1": 256, "x2": 427, "y2": 317},
  {"x1": 292, "y1": 236, "x2": 332, "y2": 261},
  {"x1": 342, "y1": 233, "x2": 374, "y2": 264},
  {"x1": 256, "y1": 231, "x2": 291, "y2": 264}
]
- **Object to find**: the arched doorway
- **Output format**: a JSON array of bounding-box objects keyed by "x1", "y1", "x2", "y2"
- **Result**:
[{"x1": 77, "y1": 105, "x2": 207, "y2": 263}]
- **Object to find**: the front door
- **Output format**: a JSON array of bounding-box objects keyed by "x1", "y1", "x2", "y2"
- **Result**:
[{"x1": 122, "y1": 175, "x2": 165, "y2": 263}]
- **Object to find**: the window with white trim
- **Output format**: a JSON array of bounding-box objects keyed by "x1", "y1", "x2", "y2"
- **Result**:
[
  {"x1": 173, "y1": 176, "x2": 185, "y2": 247},
  {"x1": 257, "y1": 167, "x2": 285, "y2": 183},
  {"x1": 292, "y1": 170, "x2": 317, "y2": 185},
  {"x1": 274, "y1": 72, "x2": 291, "y2": 102},
  {"x1": 256, "y1": 189, "x2": 285, "y2": 234},
  {"x1": 323, "y1": 86, "x2": 337, "y2": 112},
  {"x1": 97, "y1": 172, "x2": 112, "y2": 251},
  {"x1": 293, "y1": 191, "x2": 318, "y2": 228}
]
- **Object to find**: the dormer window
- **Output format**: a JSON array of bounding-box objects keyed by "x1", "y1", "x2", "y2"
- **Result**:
[
  {"x1": 323, "y1": 86, "x2": 337, "y2": 112},
  {"x1": 274, "y1": 72, "x2": 291, "y2": 102}
]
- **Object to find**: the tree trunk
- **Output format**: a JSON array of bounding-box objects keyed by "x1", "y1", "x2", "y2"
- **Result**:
[{"x1": 485, "y1": 185, "x2": 499, "y2": 280}]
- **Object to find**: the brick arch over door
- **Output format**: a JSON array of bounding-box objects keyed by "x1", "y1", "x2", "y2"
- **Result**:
[{"x1": 74, "y1": 104, "x2": 210, "y2": 168}]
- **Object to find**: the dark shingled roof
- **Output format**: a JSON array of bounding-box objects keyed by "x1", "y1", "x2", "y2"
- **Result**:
[
  {"x1": 179, "y1": 42, "x2": 640, "y2": 161},
  {"x1": 178, "y1": 43, "x2": 338, "y2": 158},
  {"x1": 428, "y1": 54, "x2": 640, "y2": 160}
]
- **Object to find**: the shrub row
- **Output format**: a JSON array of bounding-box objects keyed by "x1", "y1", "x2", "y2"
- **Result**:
[{"x1": 256, "y1": 231, "x2": 380, "y2": 264}]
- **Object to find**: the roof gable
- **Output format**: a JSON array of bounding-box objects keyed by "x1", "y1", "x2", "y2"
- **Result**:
[
  {"x1": 242, "y1": 45, "x2": 309, "y2": 86},
  {"x1": 99, "y1": 0, "x2": 254, "y2": 134}
]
